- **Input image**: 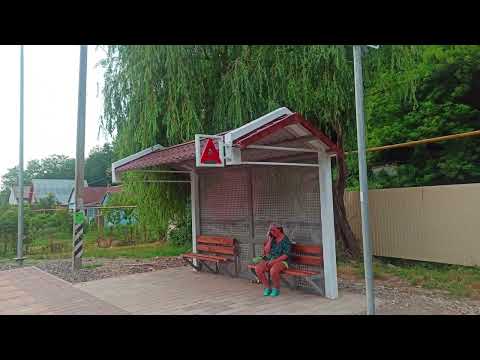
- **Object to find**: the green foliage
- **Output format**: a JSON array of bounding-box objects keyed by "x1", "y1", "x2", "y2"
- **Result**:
[
  {"x1": 32, "y1": 193, "x2": 57, "y2": 210},
  {"x1": 120, "y1": 171, "x2": 189, "y2": 242},
  {"x1": 167, "y1": 201, "x2": 192, "y2": 246},
  {"x1": 100, "y1": 45, "x2": 419, "y2": 233},
  {"x1": 1, "y1": 155, "x2": 75, "y2": 190},
  {"x1": 24, "y1": 208, "x2": 72, "y2": 245},
  {"x1": 0, "y1": 206, "x2": 22, "y2": 254},
  {"x1": 0, "y1": 189, "x2": 9, "y2": 206},
  {"x1": 102, "y1": 46, "x2": 418, "y2": 152},
  {"x1": 102, "y1": 191, "x2": 138, "y2": 244},
  {"x1": 85, "y1": 143, "x2": 114, "y2": 186},
  {"x1": 1, "y1": 145, "x2": 114, "y2": 191},
  {"x1": 365, "y1": 45, "x2": 480, "y2": 188},
  {"x1": 0, "y1": 205, "x2": 72, "y2": 257}
]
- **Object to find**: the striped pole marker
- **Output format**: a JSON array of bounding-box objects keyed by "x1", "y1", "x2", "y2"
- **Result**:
[
  {"x1": 72, "y1": 210, "x2": 85, "y2": 270},
  {"x1": 73, "y1": 222, "x2": 84, "y2": 259}
]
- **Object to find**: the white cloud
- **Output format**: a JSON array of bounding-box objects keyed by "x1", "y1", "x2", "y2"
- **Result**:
[{"x1": 0, "y1": 45, "x2": 109, "y2": 181}]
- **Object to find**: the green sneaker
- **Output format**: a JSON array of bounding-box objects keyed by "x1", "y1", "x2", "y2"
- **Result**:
[
  {"x1": 263, "y1": 288, "x2": 272, "y2": 296},
  {"x1": 270, "y1": 288, "x2": 280, "y2": 297}
]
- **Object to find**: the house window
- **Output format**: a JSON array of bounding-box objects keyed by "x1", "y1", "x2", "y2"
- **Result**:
[{"x1": 87, "y1": 208, "x2": 96, "y2": 218}]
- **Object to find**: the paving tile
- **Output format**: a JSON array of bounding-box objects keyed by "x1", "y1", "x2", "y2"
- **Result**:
[
  {"x1": 0, "y1": 267, "x2": 128, "y2": 315},
  {"x1": 76, "y1": 267, "x2": 365, "y2": 315},
  {"x1": 1, "y1": 266, "x2": 368, "y2": 315}
]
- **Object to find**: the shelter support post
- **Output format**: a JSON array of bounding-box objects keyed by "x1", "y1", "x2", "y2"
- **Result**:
[
  {"x1": 318, "y1": 153, "x2": 339, "y2": 299},
  {"x1": 190, "y1": 171, "x2": 200, "y2": 269}
]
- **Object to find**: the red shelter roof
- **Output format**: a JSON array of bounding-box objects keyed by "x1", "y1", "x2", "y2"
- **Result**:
[
  {"x1": 113, "y1": 108, "x2": 340, "y2": 177},
  {"x1": 116, "y1": 141, "x2": 197, "y2": 173}
]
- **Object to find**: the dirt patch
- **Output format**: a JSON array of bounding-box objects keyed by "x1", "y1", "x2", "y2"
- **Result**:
[
  {"x1": 337, "y1": 265, "x2": 361, "y2": 281},
  {"x1": 470, "y1": 282, "x2": 480, "y2": 290},
  {"x1": 373, "y1": 273, "x2": 390, "y2": 281}
]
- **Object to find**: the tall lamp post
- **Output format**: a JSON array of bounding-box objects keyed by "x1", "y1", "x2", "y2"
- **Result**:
[
  {"x1": 16, "y1": 45, "x2": 25, "y2": 266},
  {"x1": 353, "y1": 45, "x2": 378, "y2": 315}
]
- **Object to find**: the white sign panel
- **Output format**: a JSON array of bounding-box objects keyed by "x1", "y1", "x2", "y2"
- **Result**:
[{"x1": 195, "y1": 134, "x2": 225, "y2": 168}]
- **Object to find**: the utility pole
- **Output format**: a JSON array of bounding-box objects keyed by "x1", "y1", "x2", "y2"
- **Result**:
[
  {"x1": 353, "y1": 45, "x2": 375, "y2": 315},
  {"x1": 72, "y1": 45, "x2": 88, "y2": 271},
  {"x1": 16, "y1": 45, "x2": 25, "y2": 266}
]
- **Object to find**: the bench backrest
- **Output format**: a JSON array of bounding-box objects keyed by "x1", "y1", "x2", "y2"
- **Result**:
[
  {"x1": 290, "y1": 243, "x2": 323, "y2": 267},
  {"x1": 196, "y1": 236, "x2": 237, "y2": 257}
]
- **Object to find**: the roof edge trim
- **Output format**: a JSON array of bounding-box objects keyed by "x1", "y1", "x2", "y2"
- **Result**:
[
  {"x1": 224, "y1": 107, "x2": 293, "y2": 145},
  {"x1": 112, "y1": 144, "x2": 163, "y2": 184}
]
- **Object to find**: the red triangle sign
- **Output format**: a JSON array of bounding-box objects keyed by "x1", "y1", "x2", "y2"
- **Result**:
[{"x1": 200, "y1": 138, "x2": 222, "y2": 164}]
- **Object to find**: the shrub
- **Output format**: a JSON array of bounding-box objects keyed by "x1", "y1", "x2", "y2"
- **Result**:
[{"x1": 167, "y1": 203, "x2": 191, "y2": 247}]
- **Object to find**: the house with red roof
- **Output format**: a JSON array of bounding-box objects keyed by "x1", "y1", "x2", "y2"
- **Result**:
[{"x1": 68, "y1": 186, "x2": 122, "y2": 221}]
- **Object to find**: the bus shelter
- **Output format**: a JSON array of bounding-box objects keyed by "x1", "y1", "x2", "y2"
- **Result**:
[{"x1": 111, "y1": 107, "x2": 341, "y2": 299}]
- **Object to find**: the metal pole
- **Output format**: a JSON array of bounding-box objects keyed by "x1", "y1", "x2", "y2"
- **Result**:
[
  {"x1": 16, "y1": 45, "x2": 25, "y2": 266},
  {"x1": 190, "y1": 171, "x2": 200, "y2": 269},
  {"x1": 353, "y1": 45, "x2": 375, "y2": 315},
  {"x1": 72, "y1": 45, "x2": 88, "y2": 271}
]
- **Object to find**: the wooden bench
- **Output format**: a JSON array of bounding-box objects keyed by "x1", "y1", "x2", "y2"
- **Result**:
[
  {"x1": 248, "y1": 243, "x2": 325, "y2": 296},
  {"x1": 182, "y1": 236, "x2": 239, "y2": 277}
]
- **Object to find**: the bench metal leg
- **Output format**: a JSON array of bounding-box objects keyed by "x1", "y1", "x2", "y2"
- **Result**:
[
  {"x1": 234, "y1": 256, "x2": 239, "y2": 277},
  {"x1": 183, "y1": 258, "x2": 202, "y2": 272},
  {"x1": 217, "y1": 257, "x2": 238, "y2": 278},
  {"x1": 201, "y1": 261, "x2": 218, "y2": 274},
  {"x1": 305, "y1": 274, "x2": 325, "y2": 296},
  {"x1": 248, "y1": 268, "x2": 260, "y2": 283},
  {"x1": 184, "y1": 257, "x2": 218, "y2": 274},
  {"x1": 186, "y1": 257, "x2": 242, "y2": 280}
]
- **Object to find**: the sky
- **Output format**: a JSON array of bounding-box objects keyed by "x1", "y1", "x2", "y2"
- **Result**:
[{"x1": 0, "y1": 45, "x2": 110, "y2": 181}]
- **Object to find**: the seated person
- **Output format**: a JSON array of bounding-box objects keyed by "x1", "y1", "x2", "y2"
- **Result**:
[{"x1": 254, "y1": 224, "x2": 292, "y2": 297}]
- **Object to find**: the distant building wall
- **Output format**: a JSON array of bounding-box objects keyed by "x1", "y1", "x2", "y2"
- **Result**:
[{"x1": 345, "y1": 183, "x2": 480, "y2": 267}]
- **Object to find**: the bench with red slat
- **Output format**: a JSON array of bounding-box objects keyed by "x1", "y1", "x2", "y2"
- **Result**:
[
  {"x1": 182, "y1": 235, "x2": 238, "y2": 276},
  {"x1": 248, "y1": 243, "x2": 325, "y2": 295},
  {"x1": 182, "y1": 253, "x2": 230, "y2": 262}
]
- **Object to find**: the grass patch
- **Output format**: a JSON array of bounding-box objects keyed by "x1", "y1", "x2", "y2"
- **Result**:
[
  {"x1": 24, "y1": 242, "x2": 191, "y2": 260},
  {"x1": 0, "y1": 257, "x2": 40, "y2": 267},
  {"x1": 339, "y1": 256, "x2": 480, "y2": 299},
  {"x1": 8, "y1": 240, "x2": 190, "y2": 262},
  {"x1": 0, "y1": 227, "x2": 191, "y2": 261},
  {"x1": 27, "y1": 252, "x2": 70, "y2": 260},
  {"x1": 85, "y1": 242, "x2": 191, "y2": 259}
]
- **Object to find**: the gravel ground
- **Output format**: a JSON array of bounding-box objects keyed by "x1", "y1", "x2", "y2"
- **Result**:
[
  {"x1": 0, "y1": 257, "x2": 187, "y2": 284},
  {"x1": 0, "y1": 262, "x2": 20, "y2": 272},
  {"x1": 338, "y1": 275, "x2": 480, "y2": 315}
]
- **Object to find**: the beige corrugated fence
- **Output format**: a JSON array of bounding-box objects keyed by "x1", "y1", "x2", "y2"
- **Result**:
[{"x1": 345, "y1": 183, "x2": 480, "y2": 267}]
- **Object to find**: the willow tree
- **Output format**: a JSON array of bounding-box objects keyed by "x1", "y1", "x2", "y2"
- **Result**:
[{"x1": 101, "y1": 45, "x2": 421, "y2": 255}]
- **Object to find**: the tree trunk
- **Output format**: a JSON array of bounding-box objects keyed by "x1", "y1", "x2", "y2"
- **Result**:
[{"x1": 333, "y1": 131, "x2": 360, "y2": 257}]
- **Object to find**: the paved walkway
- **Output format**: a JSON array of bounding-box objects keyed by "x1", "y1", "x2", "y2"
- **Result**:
[
  {"x1": 75, "y1": 267, "x2": 371, "y2": 315},
  {"x1": 0, "y1": 267, "x2": 127, "y2": 315},
  {"x1": 1, "y1": 266, "x2": 372, "y2": 315}
]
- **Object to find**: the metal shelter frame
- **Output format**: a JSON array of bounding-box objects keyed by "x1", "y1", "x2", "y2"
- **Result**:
[{"x1": 111, "y1": 107, "x2": 341, "y2": 299}]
